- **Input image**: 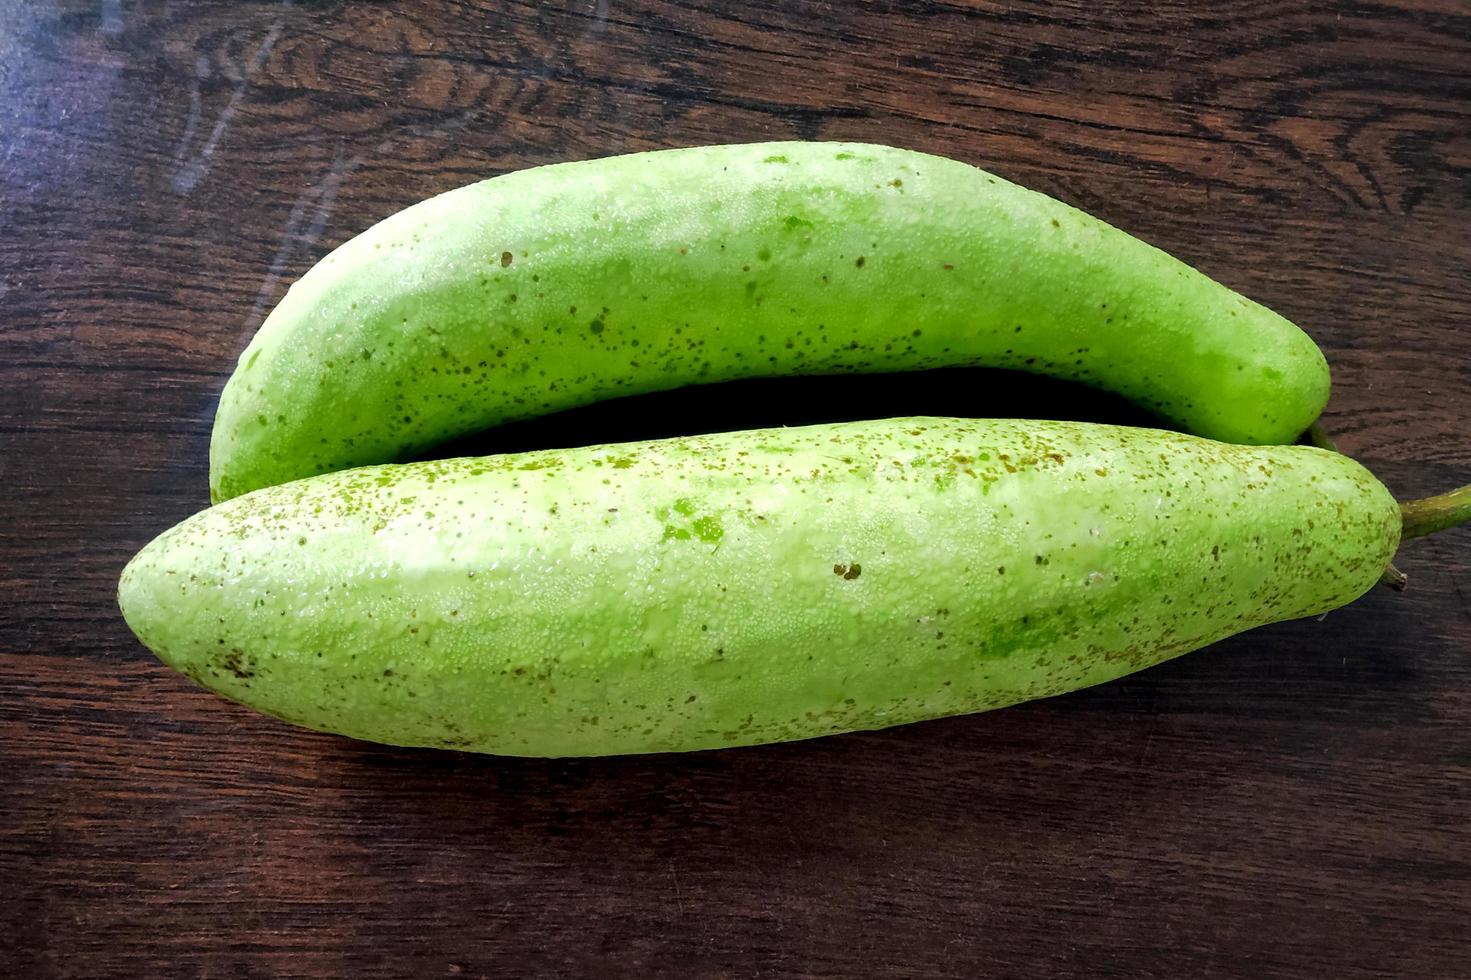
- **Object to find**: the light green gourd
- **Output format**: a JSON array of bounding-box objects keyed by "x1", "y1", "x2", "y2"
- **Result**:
[
  {"x1": 209, "y1": 142, "x2": 1329, "y2": 502},
  {"x1": 125, "y1": 418, "x2": 1400, "y2": 757}
]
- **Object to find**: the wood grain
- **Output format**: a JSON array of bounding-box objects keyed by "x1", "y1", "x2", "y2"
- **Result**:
[{"x1": 2, "y1": 1, "x2": 1468, "y2": 977}]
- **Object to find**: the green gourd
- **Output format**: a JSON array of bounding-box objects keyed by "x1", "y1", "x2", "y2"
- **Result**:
[
  {"x1": 209, "y1": 142, "x2": 1329, "y2": 502},
  {"x1": 124, "y1": 418, "x2": 1417, "y2": 758}
]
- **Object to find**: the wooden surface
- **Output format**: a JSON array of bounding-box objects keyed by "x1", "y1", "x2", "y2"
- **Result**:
[{"x1": 3, "y1": 1, "x2": 1470, "y2": 976}]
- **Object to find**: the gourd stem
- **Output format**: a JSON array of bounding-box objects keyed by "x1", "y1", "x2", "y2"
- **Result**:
[
  {"x1": 1378, "y1": 565, "x2": 1409, "y2": 592},
  {"x1": 1304, "y1": 421, "x2": 1338, "y2": 452},
  {"x1": 1401, "y1": 483, "x2": 1471, "y2": 541}
]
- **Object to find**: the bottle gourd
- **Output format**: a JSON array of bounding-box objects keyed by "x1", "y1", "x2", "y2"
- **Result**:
[
  {"x1": 209, "y1": 142, "x2": 1329, "y2": 502},
  {"x1": 125, "y1": 418, "x2": 1417, "y2": 757}
]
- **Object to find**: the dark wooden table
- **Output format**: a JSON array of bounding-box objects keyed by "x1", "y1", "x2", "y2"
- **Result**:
[{"x1": 4, "y1": 2, "x2": 1469, "y2": 977}]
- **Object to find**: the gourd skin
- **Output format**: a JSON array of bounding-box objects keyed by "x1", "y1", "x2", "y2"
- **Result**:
[
  {"x1": 209, "y1": 142, "x2": 1329, "y2": 502},
  {"x1": 126, "y1": 418, "x2": 1397, "y2": 757}
]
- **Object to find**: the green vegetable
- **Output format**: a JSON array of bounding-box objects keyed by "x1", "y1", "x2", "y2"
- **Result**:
[
  {"x1": 209, "y1": 142, "x2": 1329, "y2": 502},
  {"x1": 125, "y1": 418, "x2": 1403, "y2": 757}
]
